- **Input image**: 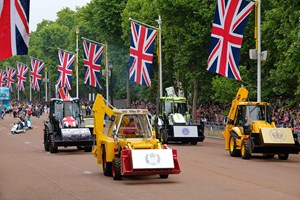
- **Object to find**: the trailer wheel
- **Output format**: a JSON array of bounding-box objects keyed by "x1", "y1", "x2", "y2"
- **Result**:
[
  {"x1": 278, "y1": 154, "x2": 289, "y2": 160},
  {"x1": 241, "y1": 140, "x2": 251, "y2": 159},
  {"x1": 229, "y1": 136, "x2": 240, "y2": 157},
  {"x1": 159, "y1": 174, "x2": 169, "y2": 179},
  {"x1": 49, "y1": 135, "x2": 58, "y2": 153},
  {"x1": 112, "y1": 158, "x2": 122, "y2": 180},
  {"x1": 190, "y1": 141, "x2": 198, "y2": 145},
  {"x1": 102, "y1": 147, "x2": 112, "y2": 176},
  {"x1": 44, "y1": 128, "x2": 50, "y2": 152}
]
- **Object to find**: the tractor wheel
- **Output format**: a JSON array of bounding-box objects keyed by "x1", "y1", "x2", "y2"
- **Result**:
[
  {"x1": 159, "y1": 174, "x2": 169, "y2": 179},
  {"x1": 84, "y1": 145, "x2": 93, "y2": 152},
  {"x1": 161, "y1": 129, "x2": 168, "y2": 144},
  {"x1": 44, "y1": 128, "x2": 50, "y2": 152},
  {"x1": 278, "y1": 154, "x2": 289, "y2": 160},
  {"x1": 112, "y1": 158, "x2": 122, "y2": 180},
  {"x1": 102, "y1": 147, "x2": 112, "y2": 176},
  {"x1": 229, "y1": 136, "x2": 240, "y2": 157},
  {"x1": 49, "y1": 135, "x2": 58, "y2": 153},
  {"x1": 241, "y1": 140, "x2": 251, "y2": 160}
]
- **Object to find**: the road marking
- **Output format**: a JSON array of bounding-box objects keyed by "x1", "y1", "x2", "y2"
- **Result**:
[
  {"x1": 83, "y1": 171, "x2": 92, "y2": 174},
  {"x1": 25, "y1": 142, "x2": 30, "y2": 144}
]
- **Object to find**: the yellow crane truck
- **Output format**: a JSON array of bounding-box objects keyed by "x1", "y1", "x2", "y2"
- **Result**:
[
  {"x1": 92, "y1": 94, "x2": 181, "y2": 180},
  {"x1": 222, "y1": 87, "x2": 300, "y2": 160}
]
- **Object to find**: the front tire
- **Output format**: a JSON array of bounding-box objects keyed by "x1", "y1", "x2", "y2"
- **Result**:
[
  {"x1": 159, "y1": 174, "x2": 169, "y2": 179},
  {"x1": 229, "y1": 136, "x2": 240, "y2": 157},
  {"x1": 84, "y1": 145, "x2": 92, "y2": 152},
  {"x1": 241, "y1": 140, "x2": 251, "y2": 159},
  {"x1": 112, "y1": 158, "x2": 122, "y2": 180}
]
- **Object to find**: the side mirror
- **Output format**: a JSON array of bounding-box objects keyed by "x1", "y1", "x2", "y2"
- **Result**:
[{"x1": 223, "y1": 117, "x2": 229, "y2": 125}]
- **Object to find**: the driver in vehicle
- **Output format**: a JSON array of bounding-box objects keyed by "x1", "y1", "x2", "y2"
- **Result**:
[{"x1": 122, "y1": 118, "x2": 142, "y2": 137}]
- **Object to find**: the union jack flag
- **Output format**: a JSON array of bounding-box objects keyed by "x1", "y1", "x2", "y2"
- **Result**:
[
  {"x1": 5, "y1": 66, "x2": 16, "y2": 92},
  {"x1": 57, "y1": 49, "x2": 75, "y2": 90},
  {"x1": 83, "y1": 39, "x2": 103, "y2": 88},
  {"x1": 207, "y1": 0, "x2": 254, "y2": 80},
  {"x1": 16, "y1": 62, "x2": 29, "y2": 91},
  {"x1": 129, "y1": 22, "x2": 157, "y2": 87},
  {"x1": 0, "y1": 70, "x2": 6, "y2": 87},
  {"x1": 58, "y1": 87, "x2": 71, "y2": 100},
  {"x1": 30, "y1": 57, "x2": 44, "y2": 91},
  {"x1": 0, "y1": 0, "x2": 30, "y2": 61}
]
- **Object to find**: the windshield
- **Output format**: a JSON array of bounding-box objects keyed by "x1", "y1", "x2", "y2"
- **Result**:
[
  {"x1": 118, "y1": 114, "x2": 152, "y2": 138},
  {"x1": 64, "y1": 101, "x2": 79, "y2": 117},
  {"x1": 245, "y1": 105, "x2": 267, "y2": 124},
  {"x1": 164, "y1": 102, "x2": 187, "y2": 115}
]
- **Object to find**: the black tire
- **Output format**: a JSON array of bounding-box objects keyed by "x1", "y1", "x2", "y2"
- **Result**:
[
  {"x1": 102, "y1": 147, "x2": 112, "y2": 176},
  {"x1": 159, "y1": 174, "x2": 169, "y2": 179},
  {"x1": 190, "y1": 141, "x2": 198, "y2": 145},
  {"x1": 278, "y1": 154, "x2": 289, "y2": 160},
  {"x1": 241, "y1": 140, "x2": 251, "y2": 160},
  {"x1": 229, "y1": 136, "x2": 240, "y2": 157},
  {"x1": 84, "y1": 145, "x2": 93, "y2": 152},
  {"x1": 44, "y1": 128, "x2": 50, "y2": 152},
  {"x1": 49, "y1": 135, "x2": 58, "y2": 153},
  {"x1": 112, "y1": 158, "x2": 122, "y2": 180}
]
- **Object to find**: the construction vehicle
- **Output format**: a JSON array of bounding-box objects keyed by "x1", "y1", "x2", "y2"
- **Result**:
[
  {"x1": 92, "y1": 94, "x2": 181, "y2": 180},
  {"x1": 154, "y1": 87, "x2": 205, "y2": 145},
  {"x1": 43, "y1": 97, "x2": 94, "y2": 153},
  {"x1": 222, "y1": 86, "x2": 300, "y2": 160}
]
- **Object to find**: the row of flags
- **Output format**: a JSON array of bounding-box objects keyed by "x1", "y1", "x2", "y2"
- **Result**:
[
  {"x1": 0, "y1": 0, "x2": 255, "y2": 96},
  {"x1": 0, "y1": 57, "x2": 44, "y2": 92}
]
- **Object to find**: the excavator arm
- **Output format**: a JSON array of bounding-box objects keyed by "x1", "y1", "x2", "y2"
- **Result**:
[
  {"x1": 92, "y1": 94, "x2": 117, "y2": 164},
  {"x1": 222, "y1": 87, "x2": 248, "y2": 149}
]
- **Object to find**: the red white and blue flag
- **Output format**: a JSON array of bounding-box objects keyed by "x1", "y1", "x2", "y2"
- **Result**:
[
  {"x1": 0, "y1": 70, "x2": 6, "y2": 87},
  {"x1": 129, "y1": 22, "x2": 157, "y2": 87},
  {"x1": 207, "y1": 0, "x2": 254, "y2": 80},
  {"x1": 57, "y1": 49, "x2": 75, "y2": 90},
  {"x1": 16, "y1": 62, "x2": 28, "y2": 91},
  {"x1": 83, "y1": 39, "x2": 103, "y2": 89},
  {"x1": 0, "y1": 0, "x2": 30, "y2": 61},
  {"x1": 30, "y1": 57, "x2": 44, "y2": 91},
  {"x1": 5, "y1": 66, "x2": 16, "y2": 92}
]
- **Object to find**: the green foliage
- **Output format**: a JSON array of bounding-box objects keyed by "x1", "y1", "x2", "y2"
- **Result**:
[{"x1": 1, "y1": 0, "x2": 300, "y2": 110}]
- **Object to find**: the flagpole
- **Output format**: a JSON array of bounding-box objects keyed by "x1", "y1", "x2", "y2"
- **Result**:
[
  {"x1": 45, "y1": 67, "x2": 48, "y2": 101},
  {"x1": 29, "y1": 75, "x2": 32, "y2": 102},
  {"x1": 257, "y1": 0, "x2": 261, "y2": 102},
  {"x1": 76, "y1": 28, "x2": 79, "y2": 98},
  {"x1": 157, "y1": 15, "x2": 162, "y2": 98},
  {"x1": 106, "y1": 42, "x2": 109, "y2": 102},
  {"x1": 17, "y1": 89, "x2": 19, "y2": 101}
]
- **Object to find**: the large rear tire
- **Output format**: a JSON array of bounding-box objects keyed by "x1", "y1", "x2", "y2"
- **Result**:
[
  {"x1": 278, "y1": 154, "x2": 289, "y2": 160},
  {"x1": 44, "y1": 128, "x2": 50, "y2": 152},
  {"x1": 49, "y1": 134, "x2": 58, "y2": 153},
  {"x1": 102, "y1": 147, "x2": 112, "y2": 176},
  {"x1": 241, "y1": 140, "x2": 251, "y2": 159},
  {"x1": 112, "y1": 158, "x2": 122, "y2": 180},
  {"x1": 229, "y1": 136, "x2": 240, "y2": 157}
]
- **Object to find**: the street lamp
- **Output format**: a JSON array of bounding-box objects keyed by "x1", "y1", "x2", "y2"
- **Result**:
[{"x1": 108, "y1": 60, "x2": 113, "y2": 105}]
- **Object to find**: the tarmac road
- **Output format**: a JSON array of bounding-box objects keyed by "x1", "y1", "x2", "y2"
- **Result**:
[{"x1": 0, "y1": 114, "x2": 299, "y2": 200}]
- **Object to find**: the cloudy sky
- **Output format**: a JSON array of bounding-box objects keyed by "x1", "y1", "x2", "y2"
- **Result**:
[{"x1": 29, "y1": 0, "x2": 91, "y2": 32}]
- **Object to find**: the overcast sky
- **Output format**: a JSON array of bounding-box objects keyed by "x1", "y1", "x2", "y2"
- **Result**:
[{"x1": 29, "y1": 0, "x2": 91, "y2": 32}]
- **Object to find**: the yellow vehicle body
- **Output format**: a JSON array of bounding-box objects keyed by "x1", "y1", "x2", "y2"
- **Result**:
[
  {"x1": 92, "y1": 94, "x2": 181, "y2": 180},
  {"x1": 222, "y1": 87, "x2": 300, "y2": 160}
]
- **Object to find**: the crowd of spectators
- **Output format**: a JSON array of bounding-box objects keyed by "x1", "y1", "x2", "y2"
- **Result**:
[{"x1": 129, "y1": 98, "x2": 300, "y2": 132}]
